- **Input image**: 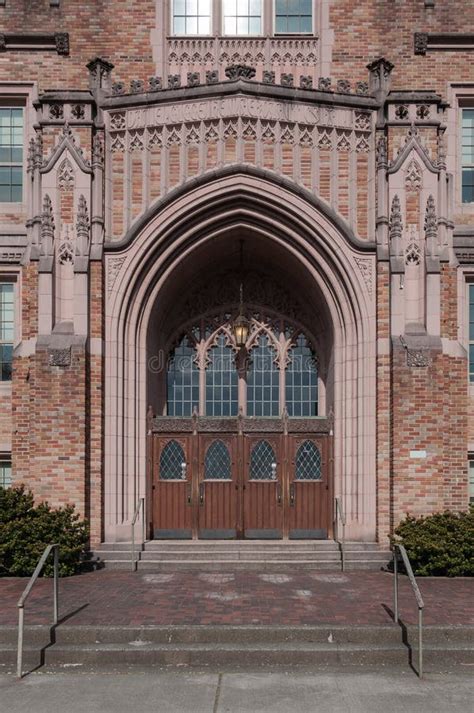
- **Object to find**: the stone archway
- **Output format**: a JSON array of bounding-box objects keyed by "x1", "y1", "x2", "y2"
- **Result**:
[{"x1": 103, "y1": 169, "x2": 376, "y2": 542}]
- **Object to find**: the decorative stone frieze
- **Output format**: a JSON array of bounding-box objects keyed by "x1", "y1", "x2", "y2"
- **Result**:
[
  {"x1": 168, "y1": 74, "x2": 181, "y2": 89},
  {"x1": 337, "y1": 79, "x2": 351, "y2": 93},
  {"x1": 299, "y1": 75, "x2": 312, "y2": 89},
  {"x1": 262, "y1": 71, "x2": 275, "y2": 84},
  {"x1": 225, "y1": 64, "x2": 256, "y2": 80},
  {"x1": 187, "y1": 72, "x2": 200, "y2": 87},
  {"x1": 395, "y1": 104, "x2": 409, "y2": 120},
  {"x1": 49, "y1": 103, "x2": 64, "y2": 120},
  {"x1": 206, "y1": 70, "x2": 219, "y2": 84},
  {"x1": 405, "y1": 158, "x2": 423, "y2": 192},
  {"x1": 71, "y1": 104, "x2": 85, "y2": 120},
  {"x1": 130, "y1": 79, "x2": 144, "y2": 94},
  {"x1": 280, "y1": 73, "x2": 294, "y2": 87},
  {"x1": 112, "y1": 82, "x2": 126, "y2": 96},
  {"x1": 148, "y1": 76, "x2": 162, "y2": 91},
  {"x1": 318, "y1": 77, "x2": 331, "y2": 91}
]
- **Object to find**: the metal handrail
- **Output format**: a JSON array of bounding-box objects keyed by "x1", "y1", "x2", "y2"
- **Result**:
[
  {"x1": 335, "y1": 497, "x2": 346, "y2": 572},
  {"x1": 393, "y1": 543, "x2": 425, "y2": 678},
  {"x1": 17, "y1": 543, "x2": 59, "y2": 679},
  {"x1": 131, "y1": 497, "x2": 145, "y2": 572}
]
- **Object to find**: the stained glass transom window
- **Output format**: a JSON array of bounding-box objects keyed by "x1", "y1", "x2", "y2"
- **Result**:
[
  {"x1": 247, "y1": 334, "x2": 279, "y2": 417},
  {"x1": 250, "y1": 440, "x2": 277, "y2": 480},
  {"x1": 204, "y1": 440, "x2": 232, "y2": 480},
  {"x1": 167, "y1": 336, "x2": 199, "y2": 417},
  {"x1": 205, "y1": 334, "x2": 238, "y2": 416},
  {"x1": 286, "y1": 333, "x2": 318, "y2": 416},
  {"x1": 160, "y1": 440, "x2": 186, "y2": 480},
  {"x1": 295, "y1": 440, "x2": 321, "y2": 480}
]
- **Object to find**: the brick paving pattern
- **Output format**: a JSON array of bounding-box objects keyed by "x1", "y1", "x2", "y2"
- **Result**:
[{"x1": 0, "y1": 570, "x2": 472, "y2": 628}]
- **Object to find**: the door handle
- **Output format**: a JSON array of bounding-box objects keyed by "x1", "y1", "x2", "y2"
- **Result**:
[
  {"x1": 276, "y1": 483, "x2": 282, "y2": 506},
  {"x1": 289, "y1": 483, "x2": 295, "y2": 507},
  {"x1": 199, "y1": 482, "x2": 205, "y2": 506},
  {"x1": 186, "y1": 483, "x2": 192, "y2": 505}
]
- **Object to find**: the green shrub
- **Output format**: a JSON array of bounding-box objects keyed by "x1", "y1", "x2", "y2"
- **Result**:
[
  {"x1": 0, "y1": 485, "x2": 89, "y2": 577},
  {"x1": 393, "y1": 507, "x2": 474, "y2": 577}
]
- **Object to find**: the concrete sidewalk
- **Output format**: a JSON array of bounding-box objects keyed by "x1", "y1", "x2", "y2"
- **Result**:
[{"x1": 1, "y1": 670, "x2": 473, "y2": 713}]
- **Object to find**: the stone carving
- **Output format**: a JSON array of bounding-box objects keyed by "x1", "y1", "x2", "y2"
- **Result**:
[
  {"x1": 187, "y1": 71, "x2": 200, "y2": 86},
  {"x1": 354, "y1": 256, "x2": 373, "y2": 295},
  {"x1": 262, "y1": 71, "x2": 275, "y2": 84},
  {"x1": 71, "y1": 104, "x2": 85, "y2": 120},
  {"x1": 280, "y1": 125, "x2": 294, "y2": 144},
  {"x1": 58, "y1": 157, "x2": 74, "y2": 190},
  {"x1": 414, "y1": 32, "x2": 428, "y2": 55},
  {"x1": 204, "y1": 121, "x2": 219, "y2": 141},
  {"x1": 49, "y1": 348, "x2": 71, "y2": 367},
  {"x1": 355, "y1": 135, "x2": 370, "y2": 152},
  {"x1": 167, "y1": 127, "x2": 181, "y2": 146},
  {"x1": 54, "y1": 32, "x2": 69, "y2": 56},
  {"x1": 110, "y1": 132, "x2": 125, "y2": 152},
  {"x1": 34, "y1": 134, "x2": 43, "y2": 169},
  {"x1": 75, "y1": 194, "x2": 89, "y2": 257},
  {"x1": 299, "y1": 126, "x2": 313, "y2": 147},
  {"x1": 92, "y1": 132, "x2": 104, "y2": 167},
  {"x1": 110, "y1": 112, "x2": 126, "y2": 131},
  {"x1": 148, "y1": 76, "x2": 162, "y2": 91},
  {"x1": 185, "y1": 124, "x2": 200, "y2": 144},
  {"x1": 299, "y1": 75, "x2": 313, "y2": 89},
  {"x1": 318, "y1": 77, "x2": 331, "y2": 91},
  {"x1": 406, "y1": 348, "x2": 430, "y2": 367},
  {"x1": 366, "y1": 57, "x2": 394, "y2": 80},
  {"x1": 389, "y1": 195, "x2": 403, "y2": 241},
  {"x1": 318, "y1": 129, "x2": 332, "y2": 149},
  {"x1": 40, "y1": 194, "x2": 55, "y2": 257},
  {"x1": 168, "y1": 74, "x2": 181, "y2": 89},
  {"x1": 437, "y1": 131, "x2": 446, "y2": 168},
  {"x1": 405, "y1": 158, "x2": 423, "y2": 192},
  {"x1": 148, "y1": 127, "x2": 163, "y2": 148},
  {"x1": 0, "y1": 34, "x2": 6, "y2": 52},
  {"x1": 355, "y1": 81, "x2": 369, "y2": 95},
  {"x1": 355, "y1": 112, "x2": 371, "y2": 131},
  {"x1": 281, "y1": 73, "x2": 294, "y2": 87},
  {"x1": 261, "y1": 122, "x2": 276, "y2": 142},
  {"x1": 0, "y1": 250, "x2": 24, "y2": 263},
  {"x1": 416, "y1": 104, "x2": 430, "y2": 119},
  {"x1": 129, "y1": 130, "x2": 144, "y2": 151},
  {"x1": 225, "y1": 64, "x2": 256, "y2": 80},
  {"x1": 206, "y1": 70, "x2": 219, "y2": 84},
  {"x1": 395, "y1": 105, "x2": 409, "y2": 120},
  {"x1": 223, "y1": 119, "x2": 238, "y2": 139},
  {"x1": 336, "y1": 79, "x2": 351, "y2": 93},
  {"x1": 405, "y1": 242, "x2": 422, "y2": 265},
  {"x1": 130, "y1": 79, "x2": 144, "y2": 94},
  {"x1": 58, "y1": 225, "x2": 74, "y2": 265},
  {"x1": 27, "y1": 138, "x2": 36, "y2": 173},
  {"x1": 107, "y1": 256, "x2": 126, "y2": 293},
  {"x1": 243, "y1": 121, "x2": 258, "y2": 141},
  {"x1": 49, "y1": 103, "x2": 64, "y2": 120},
  {"x1": 337, "y1": 131, "x2": 351, "y2": 151},
  {"x1": 375, "y1": 135, "x2": 387, "y2": 167},
  {"x1": 424, "y1": 194, "x2": 437, "y2": 239},
  {"x1": 87, "y1": 57, "x2": 114, "y2": 89},
  {"x1": 112, "y1": 82, "x2": 126, "y2": 96}
]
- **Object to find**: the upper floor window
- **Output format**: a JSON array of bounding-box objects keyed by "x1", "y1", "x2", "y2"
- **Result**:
[
  {"x1": 173, "y1": 0, "x2": 211, "y2": 35},
  {"x1": 462, "y1": 109, "x2": 474, "y2": 203},
  {"x1": 275, "y1": 0, "x2": 312, "y2": 34},
  {"x1": 0, "y1": 282, "x2": 14, "y2": 382},
  {"x1": 223, "y1": 0, "x2": 262, "y2": 35},
  {"x1": 0, "y1": 108, "x2": 23, "y2": 203},
  {"x1": 469, "y1": 285, "x2": 474, "y2": 382},
  {"x1": 0, "y1": 457, "x2": 12, "y2": 488}
]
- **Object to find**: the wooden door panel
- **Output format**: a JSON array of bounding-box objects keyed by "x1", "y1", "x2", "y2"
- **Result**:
[
  {"x1": 198, "y1": 435, "x2": 237, "y2": 539},
  {"x1": 153, "y1": 435, "x2": 193, "y2": 538},
  {"x1": 287, "y1": 436, "x2": 329, "y2": 539},
  {"x1": 243, "y1": 435, "x2": 283, "y2": 539}
]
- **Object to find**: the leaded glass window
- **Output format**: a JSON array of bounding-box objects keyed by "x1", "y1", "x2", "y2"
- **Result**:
[
  {"x1": 223, "y1": 0, "x2": 262, "y2": 35},
  {"x1": 0, "y1": 109, "x2": 23, "y2": 203},
  {"x1": 167, "y1": 336, "x2": 199, "y2": 416},
  {"x1": 160, "y1": 440, "x2": 186, "y2": 480},
  {"x1": 0, "y1": 283, "x2": 14, "y2": 382},
  {"x1": 469, "y1": 285, "x2": 474, "y2": 383},
  {"x1": 247, "y1": 334, "x2": 279, "y2": 416},
  {"x1": 250, "y1": 440, "x2": 277, "y2": 480},
  {"x1": 275, "y1": 0, "x2": 312, "y2": 34},
  {"x1": 173, "y1": 0, "x2": 211, "y2": 35},
  {"x1": 286, "y1": 333, "x2": 318, "y2": 416},
  {"x1": 204, "y1": 440, "x2": 232, "y2": 479},
  {"x1": 462, "y1": 109, "x2": 474, "y2": 203},
  {"x1": 205, "y1": 334, "x2": 238, "y2": 416},
  {"x1": 0, "y1": 458, "x2": 12, "y2": 488},
  {"x1": 295, "y1": 440, "x2": 321, "y2": 480}
]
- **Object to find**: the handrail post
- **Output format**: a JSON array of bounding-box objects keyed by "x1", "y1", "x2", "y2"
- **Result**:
[
  {"x1": 131, "y1": 497, "x2": 145, "y2": 572},
  {"x1": 131, "y1": 513, "x2": 136, "y2": 572},
  {"x1": 17, "y1": 606, "x2": 24, "y2": 679},
  {"x1": 53, "y1": 545, "x2": 59, "y2": 625},
  {"x1": 393, "y1": 549, "x2": 398, "y2": 622}
]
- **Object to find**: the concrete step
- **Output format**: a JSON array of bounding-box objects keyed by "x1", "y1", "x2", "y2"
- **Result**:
[
  {"x1": 343, "y1": 551, "x2": 391, "y2": 561},
  {"x1": 143, "y1": 541, "x2": 341, "y2": 551},
  {"x1": 136, "y1": 560, "x2": 345, "y2": 572},
  {"x1": 139, "y1": 550, "x2": 342, "y2": 562}
]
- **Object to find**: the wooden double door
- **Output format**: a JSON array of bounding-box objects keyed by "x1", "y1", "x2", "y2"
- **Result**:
[{"x1": 151, "y1": 421, "x2": 332, "y2": 540}]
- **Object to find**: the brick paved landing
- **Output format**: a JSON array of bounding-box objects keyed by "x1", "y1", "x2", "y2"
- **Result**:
[{"x1": 0, "y1": 570, "x2": 472, "y2": 628}]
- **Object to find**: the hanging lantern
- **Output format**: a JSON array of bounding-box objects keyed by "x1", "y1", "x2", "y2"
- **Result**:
[{"x1": 233, "y1": 309, "x2": 249, "y2": 347}]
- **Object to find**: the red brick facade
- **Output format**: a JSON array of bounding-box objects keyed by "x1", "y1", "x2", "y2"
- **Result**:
[{"x1": 0, "y1": 1, "x2": 471, "y2": 545}]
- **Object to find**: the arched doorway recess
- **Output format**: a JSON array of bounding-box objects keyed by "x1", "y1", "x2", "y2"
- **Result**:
[{"x1": 104, "y1": 169, "x2": 376, "y2": 542}]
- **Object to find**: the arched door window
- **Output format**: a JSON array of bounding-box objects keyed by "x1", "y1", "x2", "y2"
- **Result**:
[
  {"x1": 205, "y1": 333, "x2": 238, "y2": 416},
  {"x1": 286, "y1": 333, "x2": 318, "y2": 416},
  {"x1": 250, "y1": 440, "x2": 277, "y2": 480},
  {"x1": 167, "y1": 335, "x2": 199, "y2": 416},
  {"x1": 295, "y1": 440, "x2": 321, "y2": 480},
  {"x1": 247, "y1": 333, "x2": 279, "y2": 417},
  {"x1": 160, "y1": 440, "x2": 186, "y2": 480},
  {"x1": 204, "y1": 440, "x2": 232, "y2": 480}
]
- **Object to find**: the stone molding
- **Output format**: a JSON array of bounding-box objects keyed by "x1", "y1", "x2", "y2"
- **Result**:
[{"x1": 0, "y1": 32, "x2": 69, "y2": 55}]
